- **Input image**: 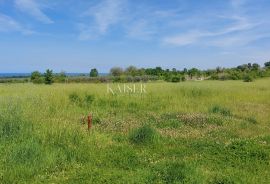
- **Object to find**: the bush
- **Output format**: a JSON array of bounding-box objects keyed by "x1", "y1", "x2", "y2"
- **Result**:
[
  {"x1": 181, "y1": 76, "x2": 186, "y2": 81},
  {"x1": 31, "y1": 71, "x2": 44, "y2": 84},
  {"x1": 171, "y1": 76, "x2": 180, "y2": 83},
  {"x1": 243, "y1": 75, "x2": 253, "y2": 82},
  {"x1": 133, "y1": 76, "x2": 141, "y2": 82},
  {"x1": 129, "y1": 124, "x2": 158, "y2": 145},
  {"x1": 32, "y1": 77, "x2": 44, "y2": 84}
]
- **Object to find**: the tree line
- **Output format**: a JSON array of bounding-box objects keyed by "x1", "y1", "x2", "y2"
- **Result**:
[{"x1": 30, "y1": 61, "x2": 270, "y2": 84}]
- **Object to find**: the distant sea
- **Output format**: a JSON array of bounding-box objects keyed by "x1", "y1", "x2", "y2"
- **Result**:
[{"x1": 0, "y1": 73, "x2": 108, "y2": 78}]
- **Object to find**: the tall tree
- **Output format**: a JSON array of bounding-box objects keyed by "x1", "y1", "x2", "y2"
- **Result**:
[
  {"x1": 110, "y1": 67, "x2": 124, "y2": 76},
  {"x1": 125, "y1": 66, "x2": 138, "y2": 76},
  {"x1": 252, "y1": 63, "x2": 260, "y2": 71},
  {"x1": 90, "y1": 68, "x2": 99, "y2": 77},
  {"x1": 265, "y1": 61, "x2": 270, "y2": 68},
  {"x1": 44, "y1": 69, "x2": 54, "y2": 85},
  {"x1": 188, "y1": 68, "x2": 200, "y2": 79}
]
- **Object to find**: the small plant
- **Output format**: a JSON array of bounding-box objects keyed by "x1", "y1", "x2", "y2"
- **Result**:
[
  {"x1": 129, "y1": 124, "x2": 158, "y2": 145},
  {"x1": 210, "y1": 105, "x2": 232, "y2": 116},
  {"x1": 246, "y1": 116, "x2": 258, "y2": 124}
]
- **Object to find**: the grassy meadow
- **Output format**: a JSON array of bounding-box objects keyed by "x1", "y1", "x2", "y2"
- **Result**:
[{"x1": 0, "y1": 79, "x2": 270, "y2": 183}]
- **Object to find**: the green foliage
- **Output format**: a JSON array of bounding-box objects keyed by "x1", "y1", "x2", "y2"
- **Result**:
[
  {"x1": 129, "y1": 124, "x2": 158, "y2": 145},
  {"x1": 171, "y1": 76, "x2": 181, "y2": 83},
  {"x1": 54, "y1": 71, "x2": 66, "y2": 83},
  {"x1": 188, "y1": 68, "x2": 200, "y2": 79},
  {"x1": 125, "y1": 66, "x2": 138, "y2": 76},
  {"x1": 90, "y1": 68, "x2": 99, "y2": 77},
  {"x1": 110, "y1": 67, "x2": 124, "y2": 76},
  {"x1": 31, "y1": 71, "x2": 44, "y2": 84},
  {"x1": 265, "y1": 61, "x2": 270, "y2": 68},
  {"x1": 243, "y1": 75, "x2": 254, "y2": 82},
  {"x1": 44, "y1": 69, "x2": 54, "y2": 85}
]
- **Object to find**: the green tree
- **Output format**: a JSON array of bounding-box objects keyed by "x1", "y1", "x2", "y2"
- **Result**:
[
  {"x1": 90, "y1": 68, "x2": 99, "y2": 77},
  {"x1": 31, "y1": 71, "x2": 43, "y2": 84},
  {"x1": 252, "y1": 63, "x2": 260, "y2": 71},
  {"x1": 55, "y1": 71, "x2": 66, "y2": 83},
  {"x1": 125, "y1": 66, "x2": 138, "y2": 76},
  {"x1": 188, "y1": 68, "x2": 200, "y2": 79},
  {"x1": 110, "y1": 67, "x2": 123, "y2": 76},
  {"x1": 265, "y1": 61, "x2": 270, "y2": 68},
  {"x1": 44, "y1": 69, "x2": 54, "y2": 85}
]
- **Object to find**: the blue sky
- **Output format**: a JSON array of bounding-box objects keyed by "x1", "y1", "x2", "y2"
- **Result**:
[{"x1": 0, "y1": 0, "x2": 270, "y2": 73}]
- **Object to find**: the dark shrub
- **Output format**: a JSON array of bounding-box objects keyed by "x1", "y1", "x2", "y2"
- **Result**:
[
  {"x1": 171, "y1": 76, "x2": 180, "y2": 83},
  {"x1": 134, "y1": 76, "x2": 141, "y2": 82},
  {"x1": 31, "y1": 71, "x2": 44, "y2": 84},
  {"x1": 181, "y1": 76, "x2": 186, "y2": 81},
  {"x1": 129, "y1": 124, "x2": 158, "y2": 145},
  {"x1": 210, "y1": 74, "x2": 219, "y2": 80},
  {"x1": 126, "y1": 76, "x2": 133, "y2": 83},
  {"x1": 112, "y1": 76, "x2": 121, "y2": 83},
  {"x1": 243, "y1": 75, "x2": 253, "y2": 82}
]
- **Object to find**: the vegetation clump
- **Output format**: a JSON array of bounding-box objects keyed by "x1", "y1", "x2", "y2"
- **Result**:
[
  {"x1": 90, "y1": 68, "x2": 99, "y2": 77},
  {"x1": 210, "y1": 105, "x2": 232, "y2": 116},
  {"x1": 44, "y1": 69, "x2": 54, "y2": 85},
  {"x1": 30, "y1": 71, "x2": 44, "y2": 84},
  {"x1": 243, "y1": 75, "x2": 254, "y2": 82},
  {"x1": 69, "y1": 93, "x2": 95, "y2": 107},
  {"x1": 129, "y1": 124, "x2": 158, "y2": 145}
]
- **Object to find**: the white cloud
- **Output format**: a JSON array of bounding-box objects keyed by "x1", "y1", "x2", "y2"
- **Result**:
[
  {"x1": 79, "y1": 0, "x2": 125, "y2": 39},
  {"x1": 15, "y1": 0, "x2": 53, "y2": 24},
  {"x1": 0, "y1": 13, "x2": 33, "y2": 34},
  {"x1": 162, "y1": 14, "x2": 260, "y2": 47}
]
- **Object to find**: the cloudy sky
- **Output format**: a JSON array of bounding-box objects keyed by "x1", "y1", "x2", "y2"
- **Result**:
[{"x1": 0, "y1": 0, "x2": 270, "y2": 72}]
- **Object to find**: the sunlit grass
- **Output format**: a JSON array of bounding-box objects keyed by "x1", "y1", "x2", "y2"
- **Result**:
[{"x1": 0, "y1": 78, "x2": 270, "y2": 183}]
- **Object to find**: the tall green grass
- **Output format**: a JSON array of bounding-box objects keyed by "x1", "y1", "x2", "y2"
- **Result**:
[{"x1": 0, "y1": 78, "x2": 270, "y2": 183}]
